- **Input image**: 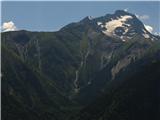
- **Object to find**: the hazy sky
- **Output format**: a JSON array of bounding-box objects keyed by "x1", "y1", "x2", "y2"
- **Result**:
[{"x1": 2, "y1": 1, "x2": 160, "y2": 34}]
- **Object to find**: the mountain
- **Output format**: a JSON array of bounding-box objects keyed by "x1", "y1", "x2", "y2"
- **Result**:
[
  {"x1": 1, "y1": 44, "x2": 76, "y2": 120},
  {"x1": 72, "y1": 54, "x2": 160, "y2": 120},
  {"x1": 1, "y1": 10, "x2": 160, "y2": 120}
]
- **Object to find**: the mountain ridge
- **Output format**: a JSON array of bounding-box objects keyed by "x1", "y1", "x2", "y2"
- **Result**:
[{"x1": 2, "y1": 10, "x2": 160, "y2": 120}]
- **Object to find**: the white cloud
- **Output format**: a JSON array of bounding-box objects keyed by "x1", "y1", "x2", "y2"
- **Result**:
[
  {"x1": 154, "y1": 32, "x2": 160, "y2": 36},
  {"x1": 135, "y1": 14, "x2": 153, "y2": 34},
  {"x1": 2, "y1": 21, "x2": 17, "y2": 32},
  {"x1": 124, "y1": 8, "x2": 128, "y2": 12},
  {"x1": 144, "y1": 24, "x2": 153, "y2": 33},
  {"x1": 135, "y1": 14, "x2": 149, "y2": 20}
]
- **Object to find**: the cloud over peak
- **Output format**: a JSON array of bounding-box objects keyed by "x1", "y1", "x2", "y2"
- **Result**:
[
  {"x1": 154, "y1": 32, "x2": 160, "y2": 36},
  {"x1": 2, "y1": 21, "x2": 17, "y2": 32},
  {"x1": 124, "y1": 8, "x2": 128, "y2": 12},
  {"x1": 136, "y1": 14, "x2": 149, "y2": 20}
]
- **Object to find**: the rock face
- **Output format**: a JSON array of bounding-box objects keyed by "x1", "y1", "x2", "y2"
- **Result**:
[{"x1": 1, "y1": 10, "x2": 160, "y2": 120}]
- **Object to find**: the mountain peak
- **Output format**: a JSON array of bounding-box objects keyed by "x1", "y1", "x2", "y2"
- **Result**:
[
  {"x1": 93, "y1": 10, "x2": 155, "y2": 41},
  {"x1": 62, "y1": 10, "x2": 157, "y2": 42}
]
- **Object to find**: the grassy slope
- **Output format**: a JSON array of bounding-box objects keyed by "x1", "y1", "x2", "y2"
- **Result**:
[{"x1": 1, "y1": 45, "x2": 77, "y2": 120}]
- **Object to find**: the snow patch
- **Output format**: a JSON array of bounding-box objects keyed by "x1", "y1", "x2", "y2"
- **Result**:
[
  {"x1": 120, "y1": 36, "x2": 126, "y2": 42},
  {"x1": 102, "y1": 15, "x2": 133, "y2": 35},
  {"x1": 88, "y1": 16, "x2": 93, "y2": 20},
  {"x1": 144, "y1": 24, "x2": 153, "y2": 33},
  {"x1": 124, "y1": 23, "x2": 131, "y2": 27},
  {"x1": 97, "y1": 22, "x2": 102, "y2": 26},
  {"x1": 100, "y1": 24, "x2": 105, "y2": 28}
]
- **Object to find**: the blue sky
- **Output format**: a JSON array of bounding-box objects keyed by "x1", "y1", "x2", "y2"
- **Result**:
[{"x1": 1, "y1": 1, "x2": 160, "y2": 34}]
